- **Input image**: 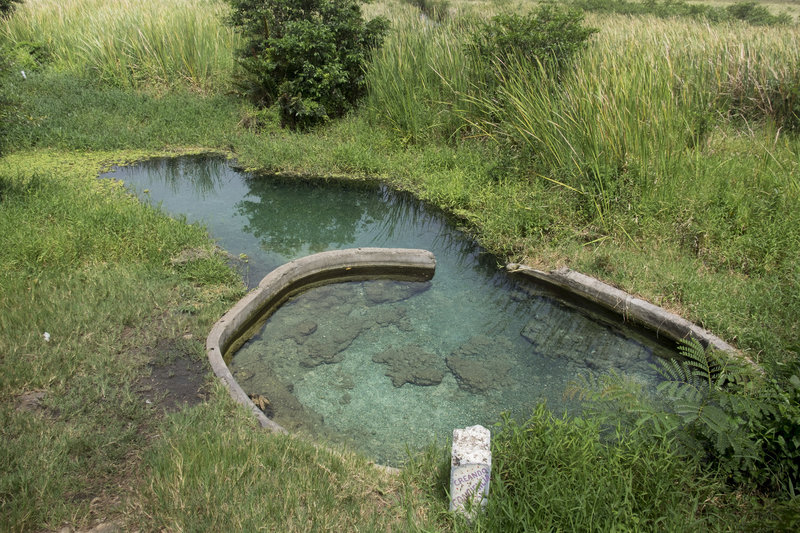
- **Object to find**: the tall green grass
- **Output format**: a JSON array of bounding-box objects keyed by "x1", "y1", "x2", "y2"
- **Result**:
[
  {"x1": 1, "y1": 0, "x2": 239, "y2": 90},
  {"x1": 364, "y1": 9, "x2": 800, "y2": 364},
  {"x1": 366, "y1": 8, "x2": 480, "y2": 144}
]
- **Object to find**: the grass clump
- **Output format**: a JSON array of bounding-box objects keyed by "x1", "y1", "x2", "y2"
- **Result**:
[
  {"x1": 141, "y1": 389, "x2": 421, "y2": 531},
  {"x1": 570, "y1": 0, "x2": 794, "y2": 26},
  {"x1": 0, "y1": 0, "x2": 239, "y2": 91},
  {"x1": 480, "y1": 406, "x2": 728, "y2": 530}
]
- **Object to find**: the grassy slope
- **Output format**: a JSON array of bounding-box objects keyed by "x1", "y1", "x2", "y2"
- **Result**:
[
  {"x1": 0, "y1": 148, "x2": 439, "y2": 531},
  {"x1": 2, "y1": 0, "x2": 799, "y2": 530}
]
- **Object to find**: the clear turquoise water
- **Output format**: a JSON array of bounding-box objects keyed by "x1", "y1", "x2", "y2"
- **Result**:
[{"x1": 103, "y1": 156, "x2": 673, "y2": 466}]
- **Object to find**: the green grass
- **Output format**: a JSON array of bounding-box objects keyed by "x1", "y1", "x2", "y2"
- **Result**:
[
  {"x1": 2, "y1": 0, "x2": 800, "y2": 530},
  {"x1": 4, "y1": 71, "x2": 243, "y2": 151},
  {"x1": 479, "y1": 407, "x2": 730, "y2": 530},
  {"x1": 0, "y1": 151, "x2": 244, "y2": 531},
  {"x1": 1, "y1": 0, "x2": 238, "y2": 91},
  {"x1": 142, "y1": 390, "x2": 419, "y2": 531}
]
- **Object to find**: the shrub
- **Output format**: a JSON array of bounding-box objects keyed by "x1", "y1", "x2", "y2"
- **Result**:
[
  {"x1": 0, "y1": 0, "x2": 22, "y2": 17},
  {"x1": 726, "y1": 2, "x2": 792, "y2": 26},
  {"x1": 468, "y1": 4, "x2": 597, "y2": 80},
  {"x1": 226, "y1": 0, "x2": 389, "y2": 129}
]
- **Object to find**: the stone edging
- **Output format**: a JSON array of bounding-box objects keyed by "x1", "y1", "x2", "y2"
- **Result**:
[
  {"x1": 506, "y1": 264, "x2": 753, "y2": 365},
  {"x1": 206, "y1": 248, "x2": 437, "y2": 434}
]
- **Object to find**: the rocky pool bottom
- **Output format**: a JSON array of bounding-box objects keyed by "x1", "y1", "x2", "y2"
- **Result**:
[{"x1": 231, "y1": 278, "x2": 662, "y2": 466}]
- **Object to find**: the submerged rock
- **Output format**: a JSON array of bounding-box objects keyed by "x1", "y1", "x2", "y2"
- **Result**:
[
  {"x1": 299, "y1": 284, "x2": 355, "y2": 315},
  {"x1": 372, "y1": 306, "x2": 414, "y2": 332},
  {"x1": 289, "y1": 319, "x2": 318, "y2": 344},
  {"x1": 446, "y1": 335, "x2": 514, "y2": 393},
  {"x1": 372, "y1": 344, "x2": 446, "y2": 387},
  {"x1": 520, "y1": 298, "x2": 657, "y2": 379},
  {"x1": 298, "y1": 322, "x2": 367, "y2": 367},
  {"x1": 364, "y1": 280, "x2": 431, "y2": 304}
]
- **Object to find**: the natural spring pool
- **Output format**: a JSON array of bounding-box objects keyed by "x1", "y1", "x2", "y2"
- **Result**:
[{"x1": 103, "y1": 156, "x2": 676, "y2": 465}]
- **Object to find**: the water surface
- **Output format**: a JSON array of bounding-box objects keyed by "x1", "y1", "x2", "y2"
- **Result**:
[{"x1": 103, "y1": 156, "x2": 672, "y2": 465}]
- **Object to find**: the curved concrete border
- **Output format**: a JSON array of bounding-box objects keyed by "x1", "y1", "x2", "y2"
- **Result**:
[
  {"x1": 506, "y1": 264, "x2": 753, "y2": 365},
  {"x1": 206, "y1": 248, "x2": 437, "y2": 433}
]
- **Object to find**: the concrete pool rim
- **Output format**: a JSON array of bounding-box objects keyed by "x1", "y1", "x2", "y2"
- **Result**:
[
  {"x1": 206, "y1": 248, "x2": 745, "y2": 435},
  {"x1": 205, "y1": 247, "x2": 437, "y2": 433}
]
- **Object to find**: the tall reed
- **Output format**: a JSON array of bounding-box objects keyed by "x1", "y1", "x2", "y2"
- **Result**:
[
  {"x1": 365, "y1": 8, "x2": 480, "y2": 144},
  {"x1": 461, "y1": 15, "x2": 799, "y2": 219},
  {"x1": 1, "y1": 0, "x2": 239, "y2": 91}
]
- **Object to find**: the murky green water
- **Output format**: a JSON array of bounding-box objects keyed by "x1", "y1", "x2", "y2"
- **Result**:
[{"x1": 103, "y1": 156, "x2": 674, "y2": 465}]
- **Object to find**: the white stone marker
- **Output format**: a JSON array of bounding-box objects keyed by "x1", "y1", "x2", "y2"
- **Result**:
[{"x1": 449, "y1": 425, "x2": 491, "y2": 518}]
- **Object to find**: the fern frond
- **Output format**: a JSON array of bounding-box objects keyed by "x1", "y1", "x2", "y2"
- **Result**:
[
  {"x1": 657, "y1": 377, "x2": 705, "y2": 404},
  {"x1": 676, "y1": 337, "x2": 722, "y2": 385}
]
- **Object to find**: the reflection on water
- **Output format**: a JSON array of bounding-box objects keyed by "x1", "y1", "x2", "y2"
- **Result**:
[
  {"x1": 102, "y1": 156, "x2": 674, "y2": 465},
  {"x1": 103, "y1": 155, "x2": 480, "y2": 286}
]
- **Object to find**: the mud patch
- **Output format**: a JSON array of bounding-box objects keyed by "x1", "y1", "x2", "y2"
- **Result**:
[
  {"x1": 15, "y1": 390, "x2": 50, "y2": 414},
  {"x1": 136, "y1": 339, "x2": 208, "y2": 413}
]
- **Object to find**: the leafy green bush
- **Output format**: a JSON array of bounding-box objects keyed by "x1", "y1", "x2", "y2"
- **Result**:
[
  {"x1": 226, "y1": 0, "x2": 389, "y2": 129},
  {"x1": 468, "y1": 5, "x2": 597, "y2": 80},
  {"x1": 726, "y1": 2, "x2": 792, "y2": 26},
  {"x1": 0, "y1": 0, "x2": 22, "y2": 17}
]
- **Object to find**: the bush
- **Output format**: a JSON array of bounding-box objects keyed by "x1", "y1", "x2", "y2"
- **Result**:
[
  {"x1": 0, "y1": 0, "x2": 22, "y2": 18},
  {"x1": 726, "y1": 2, "x2": 792, "y2": 26},
  {"x1": 469, "y1": 5, "x2": 597, "y2": 80},
  {"x1": 226, "y1": 0, "x2": 389, "y2": 129}
]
